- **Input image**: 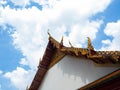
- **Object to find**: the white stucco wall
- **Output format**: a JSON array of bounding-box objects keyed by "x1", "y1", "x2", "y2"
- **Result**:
[{"x1": 39, "y1": 55, "x2": 120, "y2": 90}]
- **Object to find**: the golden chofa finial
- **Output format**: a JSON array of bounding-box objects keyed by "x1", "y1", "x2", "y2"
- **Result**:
[
  {"x1": 87, "y1": 37, "x2": 94, "y2": 50},
  {"x1": 47, "y1": 29, "x2": 51, "y2": 37},
  {"x1": 60, "y1": 36, "x2": 64, "y2": 45},
  {"x1": 69, "y1": 40, "x2": 73, "y2": 48}
]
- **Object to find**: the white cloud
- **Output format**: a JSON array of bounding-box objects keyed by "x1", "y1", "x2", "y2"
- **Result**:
[
  {"x1": 32, "y1": 0, "x2": 60, "y2": 8},
  {"x1": 10, "y1": 0, "x2": 30, "y2": 7},
  {"x1": 102, "y1": 39, "x2": 111, "y2": 45},
  {"x1": 0, "y1": 0, "x2": 7, "y2": 4},
  {"x1": 69, "y1": 20, "x2": 103, "y2": 47},
  {"x1": 0, "y1": 1, "x2": 6, "y2": 29},
  {"x1": 1, "y1": 0, "x2": 112, "y2": 89},
  {"x1": 0, "y1": 70, "x2": 3, "y2": 75},
  {"x1": 19, "y1": 58, "x2": 28, "y2": 66},
  {"x1": 2, "y1": 6, "x2": 46, "y2": 69},
  {"x1": 4, "y1": 67, "x2": 35, "y2": 90},
  {"x1": 101, "y1": 20, "x2": 120, "y2": 50}
]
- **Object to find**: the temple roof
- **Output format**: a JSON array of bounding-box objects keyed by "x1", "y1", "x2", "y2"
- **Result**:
[
  {"x1": 29, "y1": 33, "x2": 120, "y2": 90},
  {"x1": 48, "y1": 33, "x2": 120, "y2": 66}
]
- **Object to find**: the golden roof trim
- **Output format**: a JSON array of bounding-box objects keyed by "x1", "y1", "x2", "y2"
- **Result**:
[{"x1": 48, "y1": 33, "x2": 120, "y2": 64}]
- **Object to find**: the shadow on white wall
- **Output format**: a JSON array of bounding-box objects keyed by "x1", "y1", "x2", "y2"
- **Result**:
[
  {"x1": 57, "y1": 55, "x2": 120, "y2": 84},
  {"x1": 40, "y1": 55, "x2": 120, "y2": 90}
]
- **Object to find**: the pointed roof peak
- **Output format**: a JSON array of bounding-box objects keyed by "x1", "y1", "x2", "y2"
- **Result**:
[{"x1": 47, "y1": 29, "x2": 51, "y2": 37}]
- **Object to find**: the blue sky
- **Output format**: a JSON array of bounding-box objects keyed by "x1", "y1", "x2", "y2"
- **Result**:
[
  {"x1": 92, "y1": 0, "x2": 120, "y2": 49},
  {"x1": 0, "y1": 0, "x2": 120, "y2": 90}
]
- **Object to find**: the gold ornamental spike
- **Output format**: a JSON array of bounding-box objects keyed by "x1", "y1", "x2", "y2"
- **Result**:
[
  {"x1": 60, "y1": 36, "x2": 64, "y2": 45},
  {"x1": 47, "y1": 29, "x2": 51, "y2": 37},
  {"x1": 87, "y1": 37, "x2": 94, "y2": 50},
  {"x1": 69, "y1": 40, "x2": 73, "y2": 47}
]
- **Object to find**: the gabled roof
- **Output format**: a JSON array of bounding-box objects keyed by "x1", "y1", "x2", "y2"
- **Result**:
[{"x1": 29, "y1": 33, "x2": 120, "y2": 90}]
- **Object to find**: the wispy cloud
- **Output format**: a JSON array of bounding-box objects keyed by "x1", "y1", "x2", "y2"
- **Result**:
[
  {"x1": 101, "y1": 20, "x2": 120, "y2": 50},
  {"x1": 1, "y1": 0, "x2": 113, "y2": 89},
  {"x1": 10, "y1": 0, "x2": 30, "y2": 7},
  {"x1": 0, "y1": 70, "x2": 3, "y2": 75},
  {"x1": 4, "y1": 67, "x2": 35, "y2": 90}
]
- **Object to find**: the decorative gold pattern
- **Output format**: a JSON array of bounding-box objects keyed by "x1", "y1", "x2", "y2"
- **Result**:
[
  {"x1": 87, "y1": 37, "x2": 94, "y2": 50},
  {"x1": 48, "y1": 33, "x2": 120, "y2": 64},
  {"x1": 69, "y1": 40, "x2": 74, "y2": 48},
  {"x1": 29, "y1": 33, "x2": 120, "y2": 90}
]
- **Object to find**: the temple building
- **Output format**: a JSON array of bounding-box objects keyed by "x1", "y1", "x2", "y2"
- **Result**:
[{"x1": 28, "y1": 33, "x2": 120, "y2": 90}]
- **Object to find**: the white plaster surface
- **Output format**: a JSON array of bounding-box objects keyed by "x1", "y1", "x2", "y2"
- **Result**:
[{"x1": 39, "y1": 55, "x2": 120, "y2": 90}]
